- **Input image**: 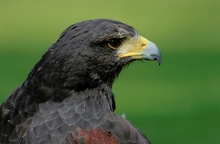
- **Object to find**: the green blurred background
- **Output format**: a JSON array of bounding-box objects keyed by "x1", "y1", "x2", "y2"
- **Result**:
[{"x1": 0, "y1": 0, "x2": 220, "y2": 143}]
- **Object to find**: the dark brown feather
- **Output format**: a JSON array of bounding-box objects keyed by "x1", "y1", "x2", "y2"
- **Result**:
[{"x1": 0, "y1": 19, "x2": 150, "y2": 144}]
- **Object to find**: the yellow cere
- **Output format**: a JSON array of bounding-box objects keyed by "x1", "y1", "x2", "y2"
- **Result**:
[{"x1": 118, "y1": 35, "x2": 149, "y2": 59}]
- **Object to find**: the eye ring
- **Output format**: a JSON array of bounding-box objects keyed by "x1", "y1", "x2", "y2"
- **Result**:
[{"x1": 107, "y1": 39, "x2": 122, "y2": 50}]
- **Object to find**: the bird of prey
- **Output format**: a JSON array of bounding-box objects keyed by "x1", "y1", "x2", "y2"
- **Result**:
[{"x1": 0, "y1": 19, "x2": 161, "y2": 144}]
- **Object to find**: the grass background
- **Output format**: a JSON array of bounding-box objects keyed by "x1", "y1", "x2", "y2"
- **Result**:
[{"x1": 0, "y1": 0, "x2": 220, "y2": 143}]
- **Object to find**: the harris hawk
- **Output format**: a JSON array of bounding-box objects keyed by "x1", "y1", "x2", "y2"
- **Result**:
[{"x1": 0, "y1": 19, "x2": 161, "y2": 144}]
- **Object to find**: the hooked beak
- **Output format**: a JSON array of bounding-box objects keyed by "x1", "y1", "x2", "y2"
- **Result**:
[{"x1": 118, "y1": 36, "x2": 162, "y2": 65}]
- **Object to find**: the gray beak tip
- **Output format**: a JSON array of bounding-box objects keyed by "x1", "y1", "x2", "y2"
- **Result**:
[{"x1": 142, "y1": 41, "x2": 162, "y2": 65}]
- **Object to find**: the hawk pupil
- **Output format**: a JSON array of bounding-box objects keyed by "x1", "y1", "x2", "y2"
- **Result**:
[{"x1": 108, "y1": 39, "x2": 121, "y2": 49}]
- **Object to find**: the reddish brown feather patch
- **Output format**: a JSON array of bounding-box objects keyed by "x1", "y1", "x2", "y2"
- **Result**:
[{"x1": 70, "y1": 128, "x2": 119, "y2": 144}]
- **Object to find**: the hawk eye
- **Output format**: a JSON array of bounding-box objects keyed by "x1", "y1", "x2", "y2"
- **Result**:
[{"x1": 107, "y1": 39, "x2": 122, "y2": 49}]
